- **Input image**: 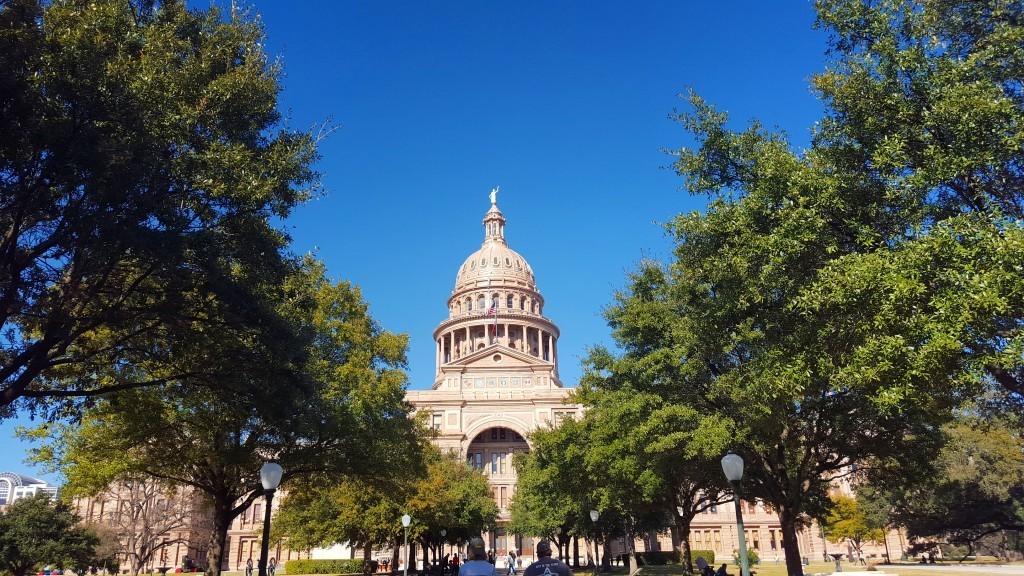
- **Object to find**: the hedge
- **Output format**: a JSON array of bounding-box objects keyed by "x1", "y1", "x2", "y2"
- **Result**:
[
  {"x1": 633, "y1": 550, "x2": 716, "y2": 566},
  {"x1": 635, "y1": 551, "x2": 677, "y2": 565},
  {"x1": 690, "y1": 550, "x2": 715, "y2": 565},
  {"x1": 285, "y1": 559, "x2": 366, "y2": 574}
]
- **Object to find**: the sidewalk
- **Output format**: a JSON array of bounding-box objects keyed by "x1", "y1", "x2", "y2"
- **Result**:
[{"x1": 888, "y1": 564, "x2": 1024, "y2": 574}]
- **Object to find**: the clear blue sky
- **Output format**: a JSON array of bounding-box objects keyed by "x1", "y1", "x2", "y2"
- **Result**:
[{"x1": 1, "y1": 1, "x2": 829, "y2": 482}]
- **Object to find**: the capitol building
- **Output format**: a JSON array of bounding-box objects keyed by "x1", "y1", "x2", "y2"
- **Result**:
[{"x1": 405, "y1": 191, "x2": 579, "y2": 559}]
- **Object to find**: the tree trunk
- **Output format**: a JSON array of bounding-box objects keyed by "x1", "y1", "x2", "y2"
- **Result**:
[
  {"x1": 573, "y1": 536, "x2": 580, "y2": 568},
  {"x1": 601, "y1": 537, "x2": 612, "y2": 572},
  {"x1": 676, "y1": 513, "x2": 695, "y2": 575},
  {"x1": 778, "y1": 506, "x2": 804, "y2": 576},
  {"x1": 421, "y1": 541, "x2": 428, "y2": 572},
  {"x1": 204, "y1": 503, "x2": 233, "y2": 576},
  {"x1": 363, "y1": 542, "x2": 374, "y2": 576},
  {"x1": 391, "y1": 541, "x2": 401, "y2": 575}
]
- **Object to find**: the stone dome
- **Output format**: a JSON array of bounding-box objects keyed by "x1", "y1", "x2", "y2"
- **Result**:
[
  {"x1": 454, "y1": 243, "x2": 536, "y2": 292},
  {"x1": 453, "y1": 200, "x2": 537, "y2": 292}
]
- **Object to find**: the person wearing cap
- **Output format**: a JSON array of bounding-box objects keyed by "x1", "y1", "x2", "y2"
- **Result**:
[
  {"x1": 459, "y1": 538, "x2": 498, "y2": 576},
  {"x1": 524, "y1": 540, "x2": 572, "y2": 576}
]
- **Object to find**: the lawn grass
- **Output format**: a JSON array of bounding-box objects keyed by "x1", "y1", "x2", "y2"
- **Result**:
[
  {"x1": 631, "y1": 561, "x2": 1017, "y2": 576},
  {"x1": 214, "y1": 560, "x2": 1022, "y2": 576}
]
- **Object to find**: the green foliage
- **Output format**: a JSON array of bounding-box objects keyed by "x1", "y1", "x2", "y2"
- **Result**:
[
  {"x1": 581, "y1": 3, "x2": 1024, "y2": 576},
  {"x1": 733, "y1": 548, "x2": 758, "y2": 567},
  {"x1": 689, "y1": 550, "x2": 714, "y2": 565},
  {"x1": 275, "y1": 446, "x2": 496, "y2": 557},
  {"x1": 0, "y1": 494, "x2": 98, "y2": 576},
  {"x1": 635, "y1": 551, "x2": 681, "y2": 565},
  {"x1": 23, "y1": 259, "x2": 420, "y2": 576},
  {"x1": 0, "y1": 0, "x2": 321, "y2": 418},
  {"x1": 883, "y1": 414, "x2": 1024, "y2": 550},
  {"x1": 823, "y1": 495, "x2": 885, "y2": 554},
  {"x1": 284, "y1": 559, "x2": 365, "y2": 574},
  {"x1": 405, "y1": 446, "x2": 500, "y2": 544}
]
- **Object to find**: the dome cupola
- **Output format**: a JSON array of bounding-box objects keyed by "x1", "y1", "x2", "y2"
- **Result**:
[
  {"x1": 431, "y1": 188, "x2": 561, "y2": 389},
  {"x1": 453, "y1": 188, "x2": 537, "y2": 293}
]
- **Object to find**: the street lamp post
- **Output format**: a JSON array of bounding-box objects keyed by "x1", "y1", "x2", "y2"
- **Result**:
[
  {"x1": 402, "y1": 515, "x2": 412, "y2": 576},
  {"x1": 722, "y1": 452, "x2": 750, "y2": 576},
  {"x1": 258, "y1": 461, "x2": 283, "y2": 576},
  {"x1": 440, "y1": 529, "x2": 447, "y2": 567},
  {"x1": 589, "y1": 510, "x2": 600, "y2": 571}
]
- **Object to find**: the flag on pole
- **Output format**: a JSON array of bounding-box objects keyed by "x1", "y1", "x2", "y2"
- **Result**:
[{"x1": 487, "y1": 298, "x2": 498, "y2": 338}]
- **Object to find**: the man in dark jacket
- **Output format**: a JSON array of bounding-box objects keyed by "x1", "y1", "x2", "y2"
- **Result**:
[{"x1": 524, "y1": 541, "x2": 572, "y2": 576}]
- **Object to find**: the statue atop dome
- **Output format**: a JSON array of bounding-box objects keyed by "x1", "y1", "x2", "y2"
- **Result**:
[{"x1": 489, "y1": 186, "x2": 499, "y2": 205}]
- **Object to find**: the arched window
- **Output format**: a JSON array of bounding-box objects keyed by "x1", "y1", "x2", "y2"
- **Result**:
[
  {"x1": 520, "y1": 298, "x2": 526, "y2": 311},
  {"x1": 506, "y1": 294, "x2": 513, "y2": 308},
  {"x1": 468, "y1": 298, "x2": 473, "y2": 311},
  {"x1": 478, "y1": 295, "x2": 486, "y2": 310}
]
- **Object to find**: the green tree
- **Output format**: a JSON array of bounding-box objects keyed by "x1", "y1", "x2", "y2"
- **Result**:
[
  {"x1": 885, "y1": 415, "x2": 1024, "y2": 556},
  {"x1": 275, "y1": 478, "x2": 411, "y2": 576},
  {"x1": 24, "y1": 260, "x2": 420, "y2": 576},
  {"x1": 508, "y1": 419, "x2": 599, "y2": 562},
  {"x1": 587, "y1": 2, "x2": 1024, "y2": 575},
  {"x1": 822, "y1": 495, "x2": 885, "y2": 558},
  {"x1": 405, "y1": 448, "x2": 499, "y2": 568},
  {"x1": 0, "y1": 0, "x2": 319, "y2": 417},
  {"x1": 276, "y1": 447, "x2": 496, "y2": 575},
  {"x1": 579, "y1": 265, "x2": 734, "y2": 574},
  {"x1": 0, "y1": 494, "x2": 98, "y2": 576}
]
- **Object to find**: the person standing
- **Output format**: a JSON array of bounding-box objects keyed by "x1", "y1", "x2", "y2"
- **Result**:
[
  {"x1": 524, "y1": 541, "x2": 572, "y2": 576},
  {"x1": 505, "y1": 550, "x2": 516, "y2": 575},
  {"x1": 460, "y1": 538, "x2": 498, "y2": 576}
]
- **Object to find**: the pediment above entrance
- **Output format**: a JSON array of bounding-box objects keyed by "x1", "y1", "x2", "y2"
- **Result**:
[{"x1": 444, "y1": 343, "x2": 551, "y2": 371}]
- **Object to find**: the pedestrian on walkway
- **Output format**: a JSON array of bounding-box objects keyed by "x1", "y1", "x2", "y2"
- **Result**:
[
  {"x1": 524, "y1": 541, "x2": 572, "y2": 576},
  {"x1": 459, "y1": 538, "x2": 498, "y2": 576}
]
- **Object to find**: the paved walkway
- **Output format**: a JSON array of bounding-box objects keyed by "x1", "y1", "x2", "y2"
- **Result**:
[{"x1": 883, "y1": 564, "x2": 1024, "y2": 574}]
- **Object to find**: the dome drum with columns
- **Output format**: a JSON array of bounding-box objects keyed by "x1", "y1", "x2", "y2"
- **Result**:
[{"x1": 406, "y1": 190, "x2": 578, "y2": 539}]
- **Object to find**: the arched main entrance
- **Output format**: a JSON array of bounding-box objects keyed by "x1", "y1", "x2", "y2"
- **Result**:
[{"x1": 466, "y1": 426, "x2": 531, "y2": 559}]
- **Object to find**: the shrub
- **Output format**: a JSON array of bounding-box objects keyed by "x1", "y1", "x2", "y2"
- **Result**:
[
  {"x1": 636, "y1": 551, "x2": 680, "y2": 565},
  {"x1": 690, "y1": 550, "x2": 715, "y2": 565},
  {"x1": 733, "y1": 548, "x2": 759, "y2": 567},
  {"x1": 285, "y1": 559, "x2": 365, "y2": 574}
]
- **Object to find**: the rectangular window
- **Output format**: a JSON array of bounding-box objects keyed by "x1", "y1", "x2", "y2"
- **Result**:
[
  {"x1": 704, "y1": 531, "x2": 712, "y2": 549},
  {"x1": 713, "y1": 530, "x2": 721, "y2": 551},
  {"x1": 499, "y1": 429, "x2": 507, "y2": 440},
  {"x1": 500, "y1": 452, "x2": 507, "y2": 474},
  {"x1": 770, "y1": 530, "x2": 777, "y2": 550},
  {"x1": 747, "y1": 500, "x2": 757, "y2": 514},
  {"x1": 492, "y1": 453, "x2": 498, "y2": 473},
  {"x1": 500, "y1": 487, "x2": 507, "y2": 509},
  {"x1": 432, "y1": 413, "x2": 442, "y2": 430},
  {"x1": 253, "y1": 504, "x2": 261, "y2": 524},
  {"x1": 709, "y1": 504, "x2": 716, "y2": 513},
  {"x1": 475, "y1": 453, "x2": 483, "y2": 470},
  {"x1": 492, "y1": 429, "x2": 498, "y2": 440},
  {"x1": 751, "y1": 529, "x2": 760, "y2": 550}
]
